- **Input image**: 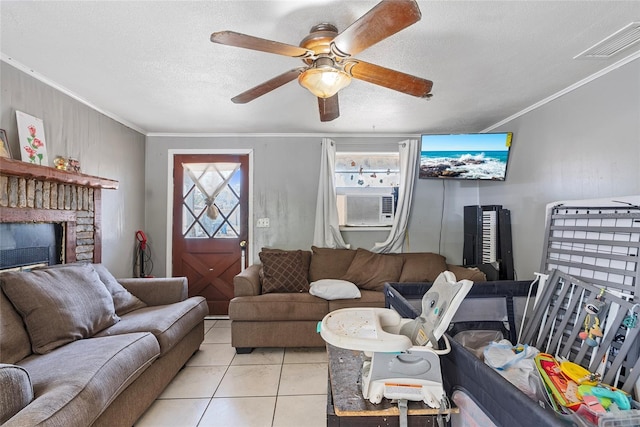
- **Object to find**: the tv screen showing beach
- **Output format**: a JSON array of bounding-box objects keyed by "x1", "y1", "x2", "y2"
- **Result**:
[{"x1": 419, "y1": 132, "x2": 512, "y2": 180}]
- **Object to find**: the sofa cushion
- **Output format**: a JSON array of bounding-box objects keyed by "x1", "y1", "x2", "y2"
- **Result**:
[
  {"x1": 446, "y1": 265, "x2": 487, "y2": 282},
  {"x1": 0, "y1": 289, "x2": 32, "y2": 364},
  {"x1": 309, "y1": 246, "x2": 357, "y2": 282},
  {"x1": 309, "y1": 279, "x2": 361, "y2": 300},
  {"x1": 93, "y1": 263, "x2": 147, "y2": 315},
  {"x1": 95, "y1": 296, "x2": 208, "y2": 356},
  {"x1": 259, "y1": 249, "x2": 310, "y2": 293},
  {"x1": 328, "y1": 290, "x2": 386, "y2": 311},
  {"x1": 13, "y1": 332, "x2": 159, "y2": 427},
  {"x1": 229, "y1": 293, "x2": 328, "y2": 322},
  {"x1": 0, "y1": 264, "x2": 119, "y2": 354},
  {"x1": 0, "y1": 363, "x2": 33, "y2": 424},
  {"x1": 341, "y1": 248, "x2": 405, "y2": 291},
  {"x1": 397, "y1": 252, "x2": 448, "y2": 282}
]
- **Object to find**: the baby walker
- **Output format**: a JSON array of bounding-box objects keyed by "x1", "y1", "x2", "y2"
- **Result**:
[{"x1": 319, "y1": 271, "x2": 473, "y2": 427}]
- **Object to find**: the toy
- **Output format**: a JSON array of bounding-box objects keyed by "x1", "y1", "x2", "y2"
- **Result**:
[
  {"x1": 560, "y1": 360, "x2": 600, "y2": 386},
  {"x1": 623, "y1": 304, "x2": 639, "y2": 329},
  {"x1": 578, "y1": 384, "x2": 632, "y2": 411},
  {"x1": 582, "y1": 395, "x2": 605, "y2": 413},
  {"x1": 535, "y1": 353, "x2": 582, "y2": 411},
  {"x1": 579, "y1": 289, "x2": 607, "y2": 347}
]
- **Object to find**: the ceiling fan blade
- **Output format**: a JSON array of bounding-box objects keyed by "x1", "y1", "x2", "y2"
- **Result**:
[
  {"x1": 348, "y1": 60, "x2": 433, "y2": 98},
  {"x1": 211, "y1": 31, "x2": 314, "y2": 58},
  {"x1": 231, "y1": 68, "x2": 306, "y2": 104},
  {"x1": 318, "y1": 94, "x2": 340, "y2": 122},
  {"x1": 332, "y1": 0, "x2": 421, "y2": 57}
]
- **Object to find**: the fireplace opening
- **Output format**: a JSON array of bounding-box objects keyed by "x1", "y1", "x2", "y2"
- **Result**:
[{"x1": 0, "y1": 223, "x2": 64, "y2": 271}]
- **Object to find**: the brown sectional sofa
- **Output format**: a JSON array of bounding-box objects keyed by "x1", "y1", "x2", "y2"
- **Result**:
[
  {"x1": 0, "y1": 263, "x2": 208, "y2": 427},
  {"x1": 229, "y1": 246, "x2": 485, "y2": 353}
]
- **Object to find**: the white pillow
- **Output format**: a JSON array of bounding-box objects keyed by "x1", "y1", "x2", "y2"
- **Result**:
[{"x1": 309, "y1": 279, "x2": 361, "y2": 300}]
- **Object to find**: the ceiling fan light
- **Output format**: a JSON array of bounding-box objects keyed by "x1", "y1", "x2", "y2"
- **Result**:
[{"x1": 298, "y1": 66, "x2": 351, "y2": 98}]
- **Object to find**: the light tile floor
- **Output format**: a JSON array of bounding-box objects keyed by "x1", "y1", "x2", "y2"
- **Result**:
[{"x1": 135, "y1": 319, "x2": 328, "y2": 427}]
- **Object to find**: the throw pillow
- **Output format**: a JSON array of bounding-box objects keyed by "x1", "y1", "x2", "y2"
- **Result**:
[
  {"x1": 92, "y1": 263, "x2": 147, "y2": 315},
  {"x1": 0, "y1": 290, "x2": 32, "y2": 364},
  {"x1": 309, "y1": 246, "x2": 357, "y2": 282},
  {"x1": 341, "y1": 248, "x2": 405, "y2": 291},
  {"x1": 259, "y1": 249, "x2": 310, "y2": 293},
  {"x1": 309, "y1": 279, "x2": 361, "y2": 300},
  {"x1": 259, "y1": 248, "x2": 312, "y2": 274},
  {"x1": 31, "y1": 262, "x2": 148, "y2": 315},
  {"x1": 397, "y1": 252, "x2": 448, "y2": 282},
  {"x1": 0, "y1": 264, "x2": 119, "y2": 354}
]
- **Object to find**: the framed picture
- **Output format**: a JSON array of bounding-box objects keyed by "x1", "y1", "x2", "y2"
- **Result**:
[
  {"x1": 16, "y1": 111, "x2": 49, "y2": 166},
  {"x1": 0, "y1": 129, "x2": 11, "y2": 159}
]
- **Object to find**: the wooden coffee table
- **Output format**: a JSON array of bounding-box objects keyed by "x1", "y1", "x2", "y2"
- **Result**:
[{"x1": 326, "y1": 344, "x2": 455, "y2": 426}]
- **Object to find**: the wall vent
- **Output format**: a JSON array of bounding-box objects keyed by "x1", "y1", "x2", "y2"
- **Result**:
[{"x1": 574, "y1": 22, "x2": 640, "y2": 59}]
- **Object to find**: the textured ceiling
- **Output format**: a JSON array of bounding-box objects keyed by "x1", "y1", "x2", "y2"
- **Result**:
[{"x1": 1, "y1": 1, "x2": 639, "y2": 135}]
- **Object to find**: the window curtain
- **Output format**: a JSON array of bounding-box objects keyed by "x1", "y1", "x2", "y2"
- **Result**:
[
  {"x1": 371, "y1": 139, "x2": 419, "y2": 253},
  {"x1": 313, "y1": 138, "x2": 350, "y2": 249}
]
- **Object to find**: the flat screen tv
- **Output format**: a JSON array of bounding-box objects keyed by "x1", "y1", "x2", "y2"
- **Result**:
[{"x1": 419, "y1": 132, "x2": 513, "y2": 180}]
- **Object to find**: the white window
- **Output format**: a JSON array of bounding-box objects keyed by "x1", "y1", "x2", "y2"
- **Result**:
[
  {"x1": 334, "y1": 152, "x2": 400, "y2": 227},
  {"x1": 334, "y1": 152, "x2": 400, "y2": 188}
]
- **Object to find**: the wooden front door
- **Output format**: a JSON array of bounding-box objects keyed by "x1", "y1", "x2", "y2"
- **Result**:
[{"x1": 172, "y1": 154, "x2": 249, "y2": 315}]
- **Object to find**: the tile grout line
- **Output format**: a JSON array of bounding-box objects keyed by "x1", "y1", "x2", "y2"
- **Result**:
[
  {"x1": 270, "y1": 348, "x2": 287, "y2": 427},
  {"x1": 196, "y1": 322, "x2": 236, "y2": 427}
]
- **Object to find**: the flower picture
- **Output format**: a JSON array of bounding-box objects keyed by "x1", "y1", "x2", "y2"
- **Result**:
[{"x1": 17, "y1": 111, "x2": 48, "y2": 166}]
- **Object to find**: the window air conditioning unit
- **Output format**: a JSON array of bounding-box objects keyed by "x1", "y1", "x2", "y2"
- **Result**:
[{"x1": 341, "y1": 194, "x2": 395, "y2": 226}]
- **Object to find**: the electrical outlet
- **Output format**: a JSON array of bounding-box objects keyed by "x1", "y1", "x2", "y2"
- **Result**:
[{"x1": 256, "y1": 218, "x2": 270, "y2": 228}]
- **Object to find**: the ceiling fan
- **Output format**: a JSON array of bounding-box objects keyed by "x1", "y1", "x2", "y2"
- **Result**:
[{"x1": 210, "y1": 0, "x2": 433, "y2": 122}]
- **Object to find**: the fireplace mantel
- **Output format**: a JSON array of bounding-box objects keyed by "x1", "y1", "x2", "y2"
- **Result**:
[
  {"x1": 0, "y1": 157, "x2": 118, "y2": 189},
  {"x1": 0, "y1": 157, "x2": 119, "y2": 265}
]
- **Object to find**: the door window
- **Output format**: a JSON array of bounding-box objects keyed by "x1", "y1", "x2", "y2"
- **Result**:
[{"x1": 181, "y1": 162, "x2": 242, "y2": 239}]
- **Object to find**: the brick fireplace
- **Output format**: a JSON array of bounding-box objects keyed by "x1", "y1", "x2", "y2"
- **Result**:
[{"x1": 0, "y1": 157, "x2": 118, "y2": 267}]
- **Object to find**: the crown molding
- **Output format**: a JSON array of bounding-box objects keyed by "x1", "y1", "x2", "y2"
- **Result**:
[
  {"x1": 483, "y1": 49, "x2": 640, "y2": 132},
  {"x1": 1, "y1": 53, "x2": 146, "y2": 135}
]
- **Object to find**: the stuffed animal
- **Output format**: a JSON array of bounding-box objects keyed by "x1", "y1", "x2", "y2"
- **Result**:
[{"x1": 579, "y1": 289, "x2": 606, "y2": 347}]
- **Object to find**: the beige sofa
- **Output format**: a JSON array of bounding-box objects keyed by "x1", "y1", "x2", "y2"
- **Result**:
[
  {"x1": 229, "y1": 246, "x2": 485, "y2": 353},
  {"x1": 0, "y1": 263, "x2": 208, "y2": 427}
]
